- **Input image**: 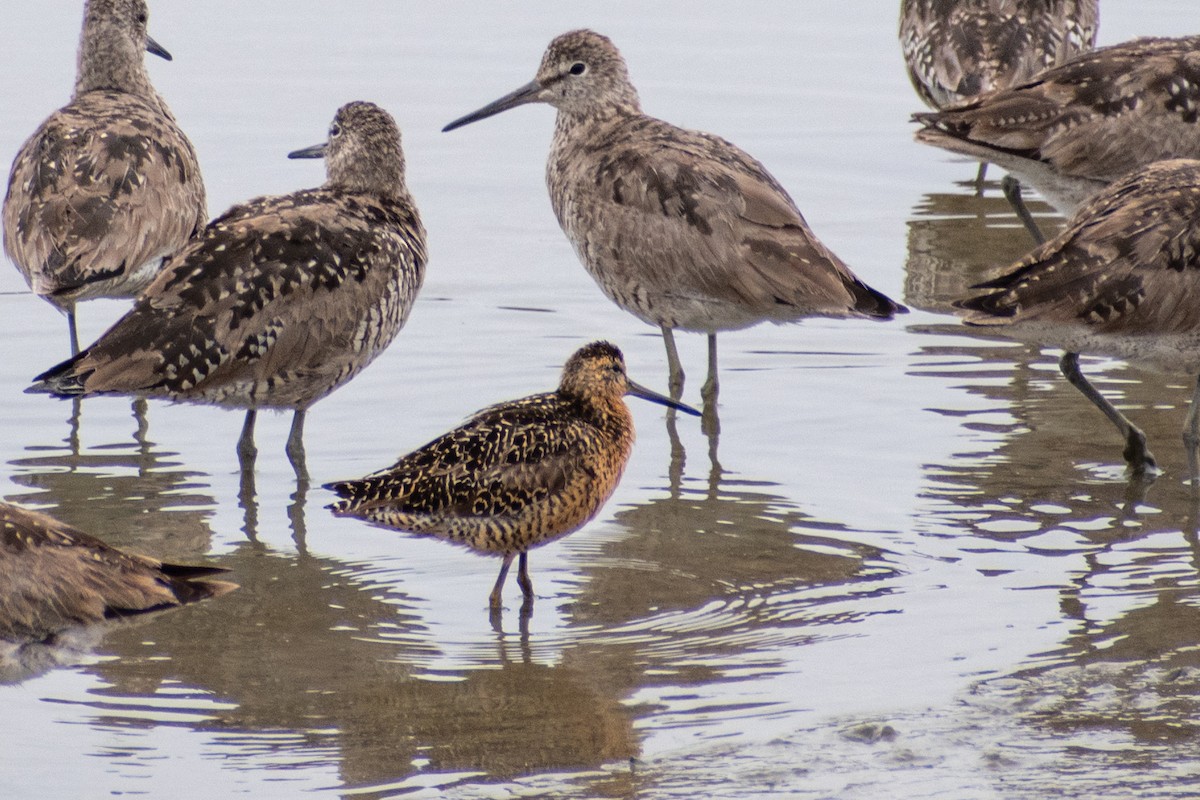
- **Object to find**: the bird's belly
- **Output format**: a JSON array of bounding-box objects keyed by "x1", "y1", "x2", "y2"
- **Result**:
[
  {"x1": 984, "y1": 322, "x2": 1200, "y2": 375},
  {"x1": 565, "y1": 234, "x2": 770, "y2": 333}
]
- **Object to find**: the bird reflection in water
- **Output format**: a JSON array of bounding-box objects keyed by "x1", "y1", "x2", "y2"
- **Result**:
[
  {"x1": 903, "y1": 186, "x2": 1062, "y2": 318},
  {"x1": 7, "y1": 402, "x2": 215, "y2": 560},
  {"x1": 80, "y1": 542, "x2": 638, "y2": 790}
]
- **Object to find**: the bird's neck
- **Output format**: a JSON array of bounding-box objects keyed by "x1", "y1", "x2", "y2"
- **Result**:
[
  {"x1": 75, "y1": 31, "x2": 155, "y2": 97},
  {"x1": 553, "y1": 100, "x2": 641, "y2": 143}
]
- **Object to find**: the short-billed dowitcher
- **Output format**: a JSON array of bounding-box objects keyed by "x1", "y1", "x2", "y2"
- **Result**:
[
  {"x1": 443, "y1": 30, "x2": 905, "y2": 406},
  {"x1": 900, "y1": 0, "x2": 1099, "y2": 192},
  {"x1": 957, "y1": 158, "x2": 1200, "y2": 477},
  {"x1": 914, "y1": 34, "x2": 1200, "y2": 218},
  {"x1": 28, "y1": 102, "x2": 427, "y2": 477},
  {"x1": 327, "y1": 341, "x2": 699, "y2": 611},
  {"x1": 3, "y1": 0, "x2": 207, "y2": 355},
  {"x1": 0, "y1": 502, "x2": 235, "y2": 644}
]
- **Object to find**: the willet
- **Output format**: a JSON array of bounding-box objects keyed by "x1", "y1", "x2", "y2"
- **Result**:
[
  {"x1": 957, "y1": 158, "x2": 1200, "y2": 477},
  {"x1": 443, "y1": 29, "x2": 905, "y2": 410},
  {"x1": 3, "y1": 0, "x2": 207, "y2": 355},
  {"x1": 900, "y1": 0, "x2": 1099, "y2": 198},
  {"x1": 914, "y1": 34, "x2": 1200, "y2": 220},
  {"x1": 0, "y1": 502, "x2": 235, "y2": 644},
  {"x1": 327, "y1": 341, "x2": 699, "y2": 611},
  {"x1": 28, "y1": 102, "x2": 427, "y2": 478}
]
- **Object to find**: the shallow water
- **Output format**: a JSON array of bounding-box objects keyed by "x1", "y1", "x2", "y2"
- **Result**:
[{"x1": 3, "y1": 2, "x2": 1200, "y2": 798}]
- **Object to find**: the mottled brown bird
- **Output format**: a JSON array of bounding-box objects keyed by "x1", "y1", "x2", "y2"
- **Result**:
[
  {"x1": 914, "y1": 34, "x2": 1200, "y2": 217},
  {"x1": 3, "y1": 0, "x2": 207, "y2": 355},
  {"x1": 0, "y1": 502, "x2": 234, "y2": 644},
  {"x1": 28, "y1": 101, "x2": 427, "y2": 476},
  {"x1": 327, "y1": 341, "x2": 699, "y2": 610},
  {"x1": 900, "y1": 0, "x2": 1099, "y2": 110},
  {"x1": 443, "y1": 29, "x2": 905, "y2": 406},
  {"x1": 957, "y1": 158, "x2": 1200, "y2": 476}
]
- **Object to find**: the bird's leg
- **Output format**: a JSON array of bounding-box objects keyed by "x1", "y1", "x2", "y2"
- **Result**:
[
  {"x1": 1001, "y1": 175, "x2": 1046, "y2": 246},
  {"x1": 490, "y1": 553, "x2": 515, "y2": 609},
  {"x1": 661, "y1": 326, "x2": 684, "y2": 399},
  {"x1": 974, "y1": 161, "x2": 989, "y2": 196},
  {"x1": 67, "y1": 307, "x2": 80, "y2": 356},
  {"x1": 701, "y1": 333, "x2": 720, "y2": 436},
  {"x1": 286, "y1": 409, "x2": 308, "y2": 481},
  {"x1": 132, "y1": 397, "x2": 150, "y2": 452},
  {"x1": 1059, "y1": 352, "x2": 1157, "y2": 473},
  {"x1": 238, "y1": 458, "x2": 259, "y2": 542},
  {"x1": 516, "y1": 551, "x2": 533, "y2": 604},
  {"x1": 237, "y1": 409, "x2": 258, "y2": 471},
  {"x1": 1183, "y1": 374, "x2": 1200, "y2": 485}
]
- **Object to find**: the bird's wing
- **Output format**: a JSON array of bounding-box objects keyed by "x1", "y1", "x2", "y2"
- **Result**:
[
  {"x1": 0, "y1": 505, "x2": 203, "y2": 637},
  {"x1": 958, "y1": 159, "x2": 1200, "y2": 334},
  {"x1": 2, "y1": 92, "x2": 206, "y2": 298},
  {"x1": 328, "y1": 395, "x2": 599, "y2": 523},
  {"x1": 914, "y1": 36, "x2": 1200, "y2": 181},
  {"x1": 580, "y1": 119, "x2": 897, "y2": 317}
]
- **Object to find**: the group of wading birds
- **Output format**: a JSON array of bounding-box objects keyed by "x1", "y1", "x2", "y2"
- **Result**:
[{"x1": 4, "y1": 0, "x2": 1200, "y2": 651}]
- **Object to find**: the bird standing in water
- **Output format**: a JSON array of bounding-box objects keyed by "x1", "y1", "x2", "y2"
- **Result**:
[
  {"x1": 29, "y1": 102, "x2": 426, "y2": 478},
  {"x1": 958, "y1": 158, "x2": 1200, "y2": 478},
  {"x1": 3, "y1": 0, "x2": 207, "y2": 355},
  {"x1": 327, "y1": 341, "x2": 699, "y2": 612},
  {"x1": 443, "y1": 30, "x2": 904, "y2": 417}
]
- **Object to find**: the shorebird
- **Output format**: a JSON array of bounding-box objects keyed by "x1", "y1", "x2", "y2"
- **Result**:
[
  {"x1": 957, "y1": 158, "x2": 1200, "y2": 477},
  {"x1": 0, "y1": 502, "x2": 234, "y2": 644},
  {"x1": 443, "y1": 29, "x2": 905, "y2": 408},
  {"x1": 899, "y1": 0, "x2": 1099, "y2": 193},
  {"x1": 28, "y1": 102, "x2": 427, "y2": 477},
  {"x1": 3, "y1": 0, "x2": 207, "y2": 356},
  {"x1": 914, "y1": 34, "x2": 1200, "y2": 219},
  {"x1": 327, "y1": 341, "x2": 699, "y2": 611}
]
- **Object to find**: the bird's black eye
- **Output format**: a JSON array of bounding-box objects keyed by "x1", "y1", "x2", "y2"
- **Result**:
[
  {"x1": 137, "y1": 12, "x2": 147, "y2": 24},
  {"x1": 569, "y1": 62, "x2": 586, "y2": 76},
  {"x1": 329, "y1": 123, "x2": 342, "y2": 138}
]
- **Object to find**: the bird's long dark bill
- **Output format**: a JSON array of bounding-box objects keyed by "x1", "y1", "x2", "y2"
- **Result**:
[
  {"x1": 442, "y1": 79, "x2": 543, "y2": 132},
  {"x1": 626, "y1": 380, "x2": 701, "y2": 416},
  {"x1": 145, "y1": 35, "x2": 172, "y2": 61},
  {"x1": 288, "y1": 143, "x2": 327, "y2": 160}
]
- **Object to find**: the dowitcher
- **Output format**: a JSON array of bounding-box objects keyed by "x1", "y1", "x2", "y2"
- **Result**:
[
  {"x1": 28, "y1": 102, "x2": 427, "y2": 476},
  {"x1": 443, "y1": 30, "x2": 905, "y2": 406},
  {"x1": 914, "y1": 34, "x2": 1200, "y2": 218},
  {"x1": 957, "y1": 158, "x2": 1200, "y2": 477},
  {"x1": 327, "y1": 341, "x2": 699, "y2": 611},
  {"x1": 0, "y1": 502, "x2": 235, "y2": 644},
  {"x1": 900, "y1": 0, "x2": 1099, "y2": 193},
  {"x1": 3, "y1": 0, "x2": 207, "y2": 355}
]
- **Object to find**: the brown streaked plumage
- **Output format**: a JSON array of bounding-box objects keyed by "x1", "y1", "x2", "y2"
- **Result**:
[
  {"x1": 957, "y1": 158, "x2": 1200, "y2": 476},
  {"x1": 3, "y1": 0, "x2": 207, "y2": 355},
  {"x1": 443, "y1": 29, "x2": 905, "y2": 407},
  {"x1": 327, "y1": 341, "x2": 699, "y2": 611},
  {"x1": 28, "y1": 102, "x2": 427, "y2": 477},
  {"x1": 914, "y1": 34, "x2": 1200, "y2": 217},
  {"x1": 0, "y1": 502, "x2": 235, "y2": 644},
  {"x1": 900, "y1": 0, "x2": 1099, "y2": 111}
]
